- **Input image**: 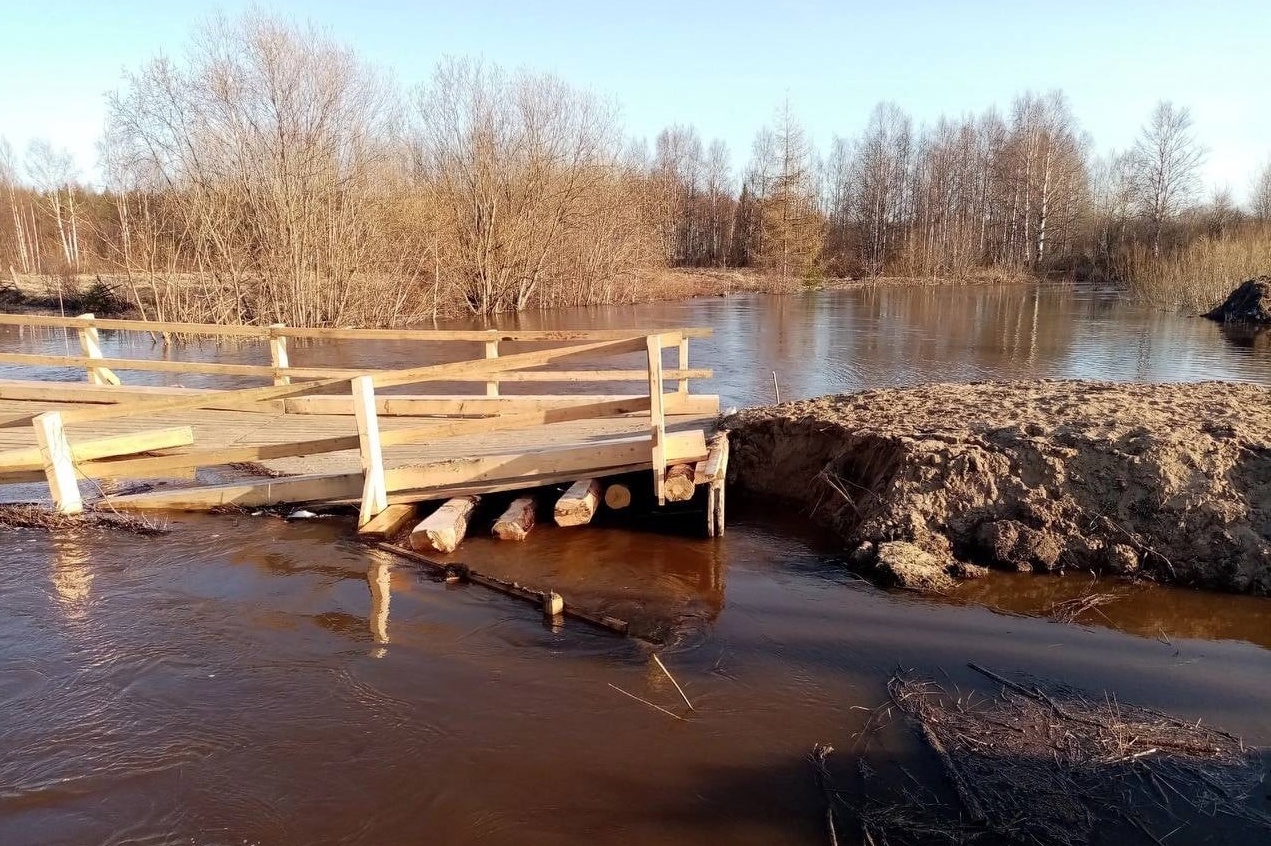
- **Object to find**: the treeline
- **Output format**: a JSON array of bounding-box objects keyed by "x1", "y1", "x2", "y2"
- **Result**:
[{"x1": 1, "y1": 11, "x2": 1269, "y2": 325}]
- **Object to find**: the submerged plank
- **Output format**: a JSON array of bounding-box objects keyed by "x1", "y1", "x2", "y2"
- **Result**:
[{"x1": 356, "y1": 503, "x2": 418, "y2": 539}]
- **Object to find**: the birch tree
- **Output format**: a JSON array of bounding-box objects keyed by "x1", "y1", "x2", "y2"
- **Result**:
[{"x1": 1129, "y1": 101, "x2": 1205, "y2": 257}]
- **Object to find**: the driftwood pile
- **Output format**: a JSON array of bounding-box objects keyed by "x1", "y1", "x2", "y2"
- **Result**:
[
  {"x1": 0, "y1": 502, "x2": 168, "y2": 536},
  {"x1": 814, "y1": 667, "x2": 1269, "y2": 846}
]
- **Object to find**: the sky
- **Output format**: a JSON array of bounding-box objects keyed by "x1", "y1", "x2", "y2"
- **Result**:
[{"x1": 1, "y1": 0, "x2": 1267, "y2": 200}]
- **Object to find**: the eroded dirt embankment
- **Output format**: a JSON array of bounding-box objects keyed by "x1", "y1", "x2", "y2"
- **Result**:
[{"x1": 725, "y1": 381, "x2": 1271, "y2": 594}]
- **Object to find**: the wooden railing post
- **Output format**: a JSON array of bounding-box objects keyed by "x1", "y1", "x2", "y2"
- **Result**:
[
  {"x1": 646, "y1": 334, "x2": 668, "y2": 505},
  {"x1": 677, "y1": 336, "x2": 690, "y2": 396},
  {"x1": 33, "y1": 411, "x2": 83, "y2": 514},
  {"x1": 269, "y1": 324, "x2": 290, "y2": 385},
  {"x1": 352, "y1": 376, "x2": 387, "y2": 526},
  {"x1": 484, "y1": 338, "x2": 499, "y2": 396},
  {"x1": 75, "y1": 313, "x2": 121, "y2": 386}
]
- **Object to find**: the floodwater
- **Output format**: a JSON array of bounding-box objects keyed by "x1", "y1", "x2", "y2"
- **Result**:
[{"x1": 2, "y1": 284, "x2": 1270, "y2": 845}]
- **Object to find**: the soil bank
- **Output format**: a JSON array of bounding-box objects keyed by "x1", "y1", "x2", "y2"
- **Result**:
[{"x1": 725, "y1": 380, "x2": 1271, "y2": 594}]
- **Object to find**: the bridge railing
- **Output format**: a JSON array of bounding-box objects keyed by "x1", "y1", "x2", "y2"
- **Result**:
[{"x1": 0, "y1": 313, "x2": 715, "y2": 518}]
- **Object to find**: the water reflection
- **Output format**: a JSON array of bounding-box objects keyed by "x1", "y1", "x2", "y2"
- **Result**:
[
  {"x1": 4, "y1": 285, "x2": 1268, "y2": 407},
  {"x1": 49, "y1": 534, "x2": 93, "y2": 618},
  {"x1": 368, "y1": 553, "x2": 391, "y2": 654}
]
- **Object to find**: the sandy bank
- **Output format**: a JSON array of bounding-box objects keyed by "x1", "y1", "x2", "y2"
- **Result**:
[{"x1": 725, "y1": 381, "x2": 1271, "y2": 594}]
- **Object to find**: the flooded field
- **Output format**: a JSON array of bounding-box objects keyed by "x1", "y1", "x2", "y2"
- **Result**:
[{"x1": 2, "y1": 284, "x2": 1269, "y2": 845}]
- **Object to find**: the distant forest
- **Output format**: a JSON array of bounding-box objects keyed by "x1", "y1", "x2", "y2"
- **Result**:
[{"x1": 2, "y1": 11, "x2": 1269, "y2": 325}]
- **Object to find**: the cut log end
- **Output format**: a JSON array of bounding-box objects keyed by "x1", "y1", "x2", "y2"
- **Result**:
[
  {"x1": 493, "y1": 496, "x2": 537, "y2": 541},
  {"x1": 603, "y1": 483, "x2": 632, "y2": 510},
  {"x1": 410, "y1": 496, "x2": 480, "y2": 554},
  {"x1": 663, "y1": 464, "x2": 696, "y2": 502},
  {"x1": 555, "y1": 478, "x2": 602, "y2": 527}
]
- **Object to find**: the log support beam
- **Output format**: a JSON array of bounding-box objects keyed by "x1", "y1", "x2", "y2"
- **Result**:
[
  {"x1": 603, "y1": 482, "x2": 631, "y2": 511},
  {"x1": 664, "y1": 463, "x2": 696, "y2": 502},
  {"x1": 411, "y1": 496, "x2": 480, "y2": 554},
  {"x1": 493, "y1": 496, "x2": 536, "y2": 541},
  {"x1": 555, "y1": 479, "x2": 602, "y2": 527}
]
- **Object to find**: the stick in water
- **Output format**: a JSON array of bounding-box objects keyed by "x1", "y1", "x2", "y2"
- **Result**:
[
  {"x1": 772, "y1": 370, "x2": 781, "y2": 404},
  {"x1": 652, "y1": 653, "x2": 695, "y2": 711},
  {"x1": 607, "y1": 683, "x2": 687, "y2": 721}
]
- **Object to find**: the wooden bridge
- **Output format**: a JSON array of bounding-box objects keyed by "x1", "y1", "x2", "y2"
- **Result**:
[{"x1": 0, "y1": 312, "x2": 728, "y2": 548}]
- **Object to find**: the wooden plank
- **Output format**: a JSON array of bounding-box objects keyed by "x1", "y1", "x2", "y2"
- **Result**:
[
  {"x1": 62, "y1": 396, "x2": 653, "y2": 481},
  {"x1": 357, "y1": 503, "x2": 418, "y2": 539},
  {"x1": 353, "y1": 376, "x2": 387, "y2": 526},
  {"x1": 281, "y1": 392, "x2": 719, "y2": 417},
  {"x1": 492, "y1": 496, "x2": 536, "y2": 541},
  {"x1": 0, "y1": 311, "x2": 711, "y2": 341},
  {"x1": 0, "y1": 379, "x2": 288, "y2": 413},
  {"x1": 410, "y1": 496, "x2": 479, "y2": 554},
  {"x1": 1, "y1": 335, "x2": 668, "y2": 429},
  {"x1": 702, "y1": 433, "x2": 729, "y2": 482},
  {"x1": 103, "y1": 471, "x2": 365, "y2": 510},
  {"x1": 383, "y1": 429, "x2": 706, "y2": 497},
  {"x1": 104, "y1": 429, "x2": 709, "y2": 511},
  {"x1": 33, "y1": 412, "x2": 83, "y2": 514},
  {"x1": 554, "y1": 479, "x2": 602, "y2": 527},
  {"x1": 0, "y1": 351, "x2": 358, "y2": 380},
  {"x1": 0, "y1": 425, "x2": 195, "y2": 474}
]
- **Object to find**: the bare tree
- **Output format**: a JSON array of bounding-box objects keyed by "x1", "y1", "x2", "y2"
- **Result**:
[
  {"x1": 104, "y1": 11, "x2": 401, "y2": 326},
  {"x1": 1251, "y1": 159, "x2": 1271, "y2": 221},
  {"x1": 412, "y1": 57, "x2": 651, "y2": 314},
  {"x1": 1129, "y1": 101, "x2": 1206, "y2": 257},
  {"x1": 25, "y1": 139, "x2": 81, "y2": 272}
]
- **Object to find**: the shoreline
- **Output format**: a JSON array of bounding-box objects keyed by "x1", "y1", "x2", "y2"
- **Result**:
[
  {"x1": 1, "y1": 267, "x2": 1045, "y2": 324},
  {"x1": 724, "y1": 380, "x2": 1271, "y2": 596}
]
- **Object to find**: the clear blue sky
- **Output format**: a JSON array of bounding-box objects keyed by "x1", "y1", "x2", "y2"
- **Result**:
[{"x1": 1, "y1": 0, "x2": 1267, "y2": 199}]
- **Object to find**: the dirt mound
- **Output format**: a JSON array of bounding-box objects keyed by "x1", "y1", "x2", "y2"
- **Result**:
[
  {"x1": 1204, "y1": 276, "x2": 1271, "y2": 324},
  {"x1": 725, "y1": 381, "x2": 1271, "y2": 594}
]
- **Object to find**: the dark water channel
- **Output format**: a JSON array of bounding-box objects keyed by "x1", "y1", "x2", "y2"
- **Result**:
[{"x1": 2, "y1": 285, "x2": 1269, "y2": 845}]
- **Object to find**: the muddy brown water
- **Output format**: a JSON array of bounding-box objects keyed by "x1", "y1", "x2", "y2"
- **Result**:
[{"x1": 2, "y1": 285, "x2": 1270, "y2": 845}]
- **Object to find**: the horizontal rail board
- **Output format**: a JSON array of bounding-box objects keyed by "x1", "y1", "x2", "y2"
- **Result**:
[
  {"x1": 0, "y1": 354, "x2": 709, "y2": 384},
  {"x1": 103, "y1": 429, "x2": 708, "y2": 511},
  {"x1": 51, "y1": 397, "x2": 657, "y2": 481},
  {"x1": 0, "y1": 312, "x2": 711, "y2": 343}
]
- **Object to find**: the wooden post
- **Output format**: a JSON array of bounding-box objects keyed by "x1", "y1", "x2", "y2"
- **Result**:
[
  {"x1": 410, "y1": 496, "x2": 480, "y2": 553},
  {"x1": 493, "y1": 496, "x2": 536, "y2": 541},
  {"x1": 646, "y1": 334, "x2": 668, "y2": 505},
  {"x1": 555, "y1": 479, "x2": 602, "y2": 526},
  {"x1": 269, "y1": 324, "x2": 290, "y2": 385},
  {"x1": 484, "y1": 339, "x2": 499, "y2": 396},
  {"x1": 353, "y1": 376, "x2": 387, "y2": 527},
  {"x1": 33, "y1": 411, "x2": 83, "y2": 514},
  {"x1": 677, "y1": 336, "x2": 690, "y2": 395},
  {"x1": 75, "y1": 313, "x2": 121, "y2": 386}
]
